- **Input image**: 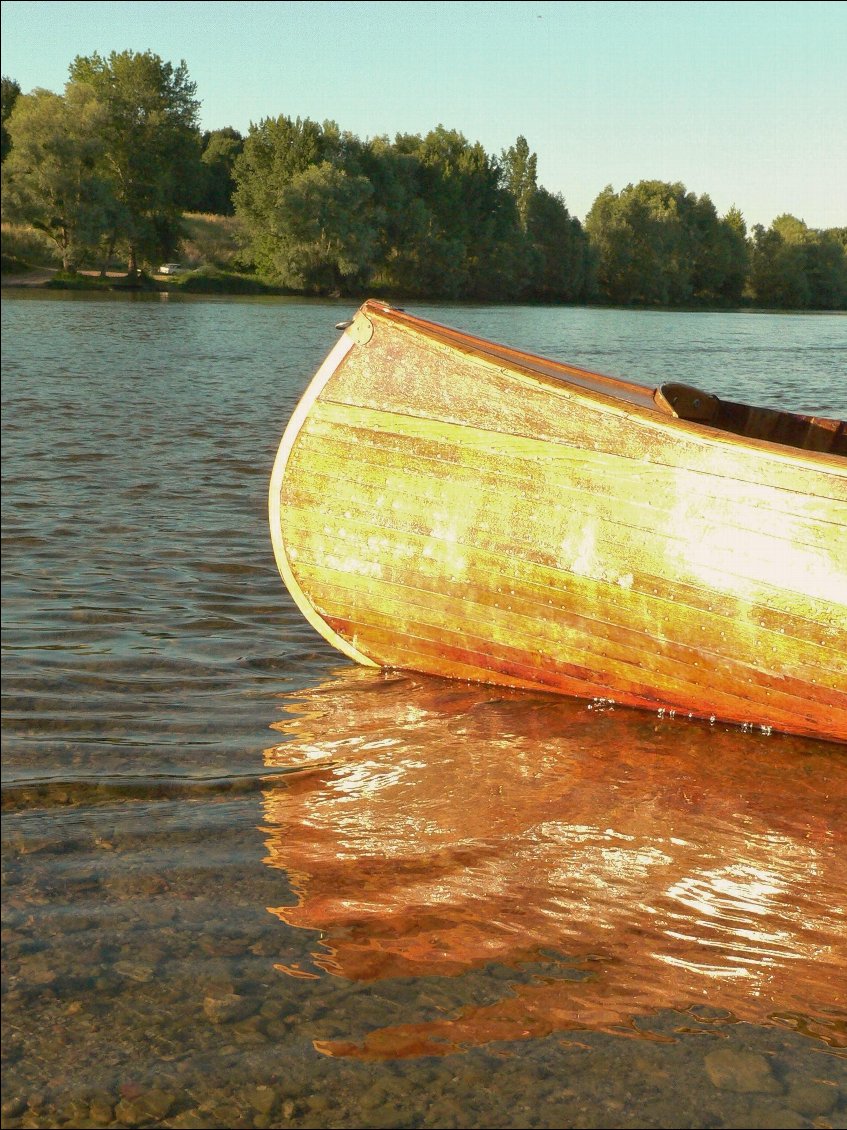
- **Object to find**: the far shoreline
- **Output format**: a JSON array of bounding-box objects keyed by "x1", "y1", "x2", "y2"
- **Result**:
[
  {"x1": 1, "y1": 252, "x2": 845, "y2": 316},
  {"x1": 2, "y1": 268, "x2": 845, "y2": 317}
]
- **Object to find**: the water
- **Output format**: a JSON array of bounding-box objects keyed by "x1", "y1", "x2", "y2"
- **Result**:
[{"x1": 2, "y1": 291, "x2": 846, "y2": 1130}]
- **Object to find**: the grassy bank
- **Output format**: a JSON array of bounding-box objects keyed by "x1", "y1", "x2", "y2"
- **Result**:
[{"x1": 1, "y1": 213, "x2": 281, "y2": 293}]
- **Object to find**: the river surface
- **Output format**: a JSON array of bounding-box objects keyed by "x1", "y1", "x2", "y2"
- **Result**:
[{"x1": 2, "y1": 291, "x2": 846, "y2": 1130}]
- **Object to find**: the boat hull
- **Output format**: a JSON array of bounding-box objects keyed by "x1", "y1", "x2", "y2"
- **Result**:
[{"x1": 270, "y1": 302, "x2": 847, "y2": 744}]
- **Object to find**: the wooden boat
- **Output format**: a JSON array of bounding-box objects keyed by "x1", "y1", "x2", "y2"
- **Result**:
[{"x1": 269, "y1": 300, "x2": 847, "y2": 745}]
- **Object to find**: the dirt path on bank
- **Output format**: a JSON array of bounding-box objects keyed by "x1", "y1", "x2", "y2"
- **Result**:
[
  {"x1": 1, "y1": 268, "x2": 57, "y2": 287},
  {"x1": 1, "y1": 269, "x2": 156, "y2": 288}
]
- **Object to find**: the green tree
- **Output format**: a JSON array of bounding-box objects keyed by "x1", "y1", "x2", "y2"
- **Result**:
[
  {"x1": 749, "y1": 216, "x2": 811, "y2": 308},
  {"x1": 355, "y1": 135, "x2": 434, "y2": 296},
  {"x1": 233, "y1": 114, "x2": 333, "y2": 273},
  {"x1": 1, "y1": 75, "x2": 21, "y2": 162},
  {"x1": 68, "y1": 50, "x2": 201, "y2": 276},
  {"x1": 750, "y1": 216, "x2": 847, "y2": 309},
  {"x1": 380, "y1": 129, "x2": 470, "y2": 298},
  {"x1": 500, "y1": 135, "x2": 597, "y2": 302},
  {"x1": 262, "y1": 161, "x2": 379, "y2": 294},
  {"x1": 525, "y1": 187, "x2": 594, "y2": 302},
  {"x1": 501, "y1": 135, "x2": 538, "y2": 231},
  {"x1": 195, "y1": 127, "x2": 243, "y2": 214},
  {"x1": 716, "y1": 206, "x2": 750, "y2": 305},
  {"x1": 804, "y1": 230, "x2": 847, "y2": 309},
  {"x1": 586, "y1": 183, "x2": 666, "y2": 304},
  {"x1": 586, "y1": 181, "x2": 750, "y2": 306},
  {"x1": 405, "y1": 126, "x2": 524, "y2": 299},
  {"x1": 233, "y1": 115, "x2": 383, "y2": 293},
  {"x1": 1, "y1": 84, "x2": 114, "y2": 270}
]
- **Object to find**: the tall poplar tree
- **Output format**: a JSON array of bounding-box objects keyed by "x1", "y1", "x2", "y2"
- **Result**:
[{"x1": 501, "y1": 135, "x2": 538, "y2": 231}]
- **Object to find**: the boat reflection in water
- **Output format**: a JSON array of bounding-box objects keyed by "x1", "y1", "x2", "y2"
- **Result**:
[{"x1": 260, "y1": 668, "x2": 846, "y2": 1060}]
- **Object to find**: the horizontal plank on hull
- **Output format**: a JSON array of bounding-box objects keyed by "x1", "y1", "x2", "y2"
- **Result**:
[
  {"x1": 329, "y1": 325, "x2": 847, "y2": 499},
  {"x1": 306, "y1": 401, "x2": 847, "y2": 546},
  {"x1": 292, "y1": 561, "x2": 847, "y2": 724},
  {"x1": 280, "y1": 478, "x2": 847, "y2": 669},
  {"x1": 282, "y1": 450, "x2": 847, "y2": 640},
  {"x1": 282, "y1": 523, "x2": 847, "y2": 695},
  {"x1": 296, "y1": 413, "x2": 847, "y2": 573},
  {"x1": 319, "y1": 610, "x2": 841, "y2": 742}
]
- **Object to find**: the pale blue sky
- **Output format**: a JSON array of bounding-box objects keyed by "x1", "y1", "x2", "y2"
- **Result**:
[{"x1": 2, "y1": 1, "x2": 845, "y2": 230}]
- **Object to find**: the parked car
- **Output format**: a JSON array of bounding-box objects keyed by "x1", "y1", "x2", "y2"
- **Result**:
[{"x1": 158, "y1": 263, "x2": 182, "y2": 275}]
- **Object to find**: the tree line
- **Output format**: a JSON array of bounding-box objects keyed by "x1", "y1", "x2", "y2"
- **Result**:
[{"x1": 2, "y1": 53, "x2": 845, "y2": 308}]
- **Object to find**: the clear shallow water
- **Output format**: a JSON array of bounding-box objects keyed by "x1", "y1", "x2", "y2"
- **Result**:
[{"x1": 2, "y1": 291, "x2": 846, "y2": 1129}]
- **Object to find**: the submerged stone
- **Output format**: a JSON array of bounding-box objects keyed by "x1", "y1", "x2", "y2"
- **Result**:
[
  {"x1": 202, "y1": 992, "x2": 257, "y2": 1024},
  {"x1": 704, "y1": 1048, "x2": 783, "y2": 1094}
]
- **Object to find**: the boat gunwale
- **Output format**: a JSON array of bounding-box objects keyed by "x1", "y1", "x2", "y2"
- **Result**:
[{"x1": 359, "y1": 300, "x2": 846, "y2": 475}]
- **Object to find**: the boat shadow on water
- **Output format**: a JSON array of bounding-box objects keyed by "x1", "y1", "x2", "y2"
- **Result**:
[{"x1": 260, "y1": 667, "x2": 847, "y2": 1061}]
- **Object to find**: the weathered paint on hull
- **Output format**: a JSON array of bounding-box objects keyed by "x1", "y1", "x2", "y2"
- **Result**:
[{"x1": 270, "y1": 302, "x2": 847, "y2": 744}]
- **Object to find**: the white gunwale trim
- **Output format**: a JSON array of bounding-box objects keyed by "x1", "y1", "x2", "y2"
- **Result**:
[{"x1": 268, "y1": 329, "x2": 377, "y2": 667}]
